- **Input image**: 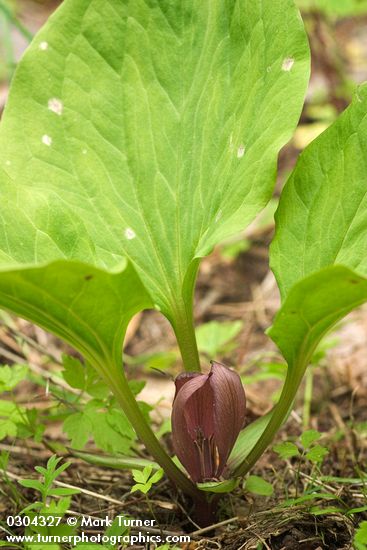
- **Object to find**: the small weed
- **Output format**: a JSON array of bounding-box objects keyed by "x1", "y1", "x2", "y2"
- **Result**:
[
  {"x1": 130, "y1": 465, "x2": 164, "y2": 495},
  {"x1": 18, "y1": 455, "x2": 79, "y2": 506}
]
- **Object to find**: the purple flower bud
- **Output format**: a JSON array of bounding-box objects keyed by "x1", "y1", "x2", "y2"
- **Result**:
[{"x1": 171, "y1": 361, "x2": 246, "y2": 483}]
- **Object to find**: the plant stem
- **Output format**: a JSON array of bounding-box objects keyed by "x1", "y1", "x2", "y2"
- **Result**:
[
  {"x1": 145, "y1": 494, "x2": 159, "y2": 526},
  {"x1": 303, "y1": 366, "x2": 314, "y2": 429},
  {"x1": 101, "y1": 361, "x2": 205, "y2": 502},
  {"x1": 295, "y1": 451, "x2": 305, "y2": 499},
  {"x1": 172, "y1": 302, "x2": 201, "y2": 372},
  {"x1": 171, "y1": 259, "x2": 201, "y2": 372},
  {"x1": 193, "y1": 496, "x2": 219, "y2": 527}
]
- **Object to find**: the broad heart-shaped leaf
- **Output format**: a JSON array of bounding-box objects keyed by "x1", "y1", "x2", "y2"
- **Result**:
[
  {"x1": 269, "y1": 266, "x2": 367, "y2": 369},
  {"x1": 232, "y1": 266, "x2": 367, "y2": 475},
  {"x1": 0, "y1": 260, "x2": 151, "y2": 372},
  {"x1": 0, "y1": 260, "x2": 203, "y2": 497},
  {"x1": 270, "y1": 84, "x2": 367, "y2": 369},
  {"x1": 0, "y1": 0, "x2": 310, "y2": 323},
  {"x1": 0, "y1": 0, "x2": 308, "y2": 494},
  {"x1": 271, "y1": 83, "x2": 367, "y2": 300},
  {"x1": 231, "y1": 84, "x2": 367, "y2": 477}
]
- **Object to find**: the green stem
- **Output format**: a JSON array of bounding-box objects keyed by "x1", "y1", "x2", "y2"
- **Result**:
[
  {"x1": 101, "y1": 360, "x2": 205, "y2": 502},
  {"x1": 173, "y1": 304, "x2": 201, "y2": 372},
  {"x1": 145, "y1": 494, "x2": 161, "y2": 529},
  {"x1": 303, "y1": 366, "x2": 314, "y2": 429},
  {"x1": 295, "y1": 451, "x2": 305, "y2": 498},
  {"x1": 171, "y1": 259, "x2": 201, "y2": 372},
  {"x1": 233, "y1": 370, "x2": 304, "y2": 477}
]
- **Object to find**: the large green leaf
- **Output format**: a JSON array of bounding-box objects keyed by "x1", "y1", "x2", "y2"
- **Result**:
[
  {"x1": 232, "y1": 84, "x2": 367, "y2": 477},
  {"x1": 233, "y1": 266, "x2": 367, "y2": 475},
  {"x1": 0, "y1": 0, "x2": 310, "y2": 323},
  {"x1": 0, "y1": 0, "x2": 309, "y2": 491},
  {"x1": 0, "y1": 260, "x2": 151, "y2": 374},
  {"x1": 0, "y1": 260, "x2": 201, "y2": 497},
  {"x1": 271, "y1": 83, "x2": 367, "y2": 300},
  {"x1": 269, "y1": 83, "x2": 367, "y2": 376},
  {"x1": 268, "y1": 266, "x2": 367, "y2": 368}
]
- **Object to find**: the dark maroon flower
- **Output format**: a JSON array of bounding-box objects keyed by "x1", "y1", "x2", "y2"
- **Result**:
[{"x1": 171, "y1": 361, "x2": 246, "y2": 483}]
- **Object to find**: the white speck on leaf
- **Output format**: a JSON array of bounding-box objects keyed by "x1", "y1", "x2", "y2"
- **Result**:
[
  {"x1": 82, "y1": 149, "x2": 88, "y2": 155},
  {"x1": 237, "y1": 145, "x2": 245, "y2": 158},
  {"x1": 215, "y1": 209, "x2": 222, "y2": 223},
  {"x1": 42, "y1": 135, "x2": 52, "y2": 146},
  {"x1": 124, "y1": 228, "x2": 136, "y2": 240},
  {"x1": 39, "y1": 41, "x2": 49, "y2": 51},
  {"x1": 282, "y1": 58, "x2": 294, "y2": 72},
  {"x1": 5, "y1": 160, "x2": 11, "y2": 166},
  {"x1": 48, "y1": 98, "x2": 63, "y2": 116},
  {"x1": 266, "y1": 66, "x2": 272, "y2": 73}
]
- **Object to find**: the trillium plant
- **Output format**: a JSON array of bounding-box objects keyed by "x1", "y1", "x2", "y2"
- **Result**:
[{"x1": 1, "y1": 0, "x2": 367, "y2": 525}]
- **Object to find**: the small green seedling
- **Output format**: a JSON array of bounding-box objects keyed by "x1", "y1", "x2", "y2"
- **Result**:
[
  {"x1": 130, "y1": 466, "x2": 164, "y2": 495},
  {"x1": 0, "y1": 364, "x2": 28, "y2": 392},
  {"x1": 273, "y1": 430, "x2": 332, "y2": 508},
  {"x1": 274, "y1": 430, "x2": 328, "y2": 465},
  {"x1": 19, "y1": 455, "x2": 79, "y2": 506},
  {"x1": 3, "y1": 456, "x2": 80, "y2": 547},
  {"x1": 273, "y1": 442, "x2": 300, "y2": 460}
]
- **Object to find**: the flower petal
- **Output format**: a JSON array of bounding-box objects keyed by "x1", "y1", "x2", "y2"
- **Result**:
[
  {"x1": 174, "y1": 371, "x2": 201, "y2": 401},
  {"x1": 210, "y1": 361, "x2": 246, "y2": 476},
  {"x1": 172, "y1": 373, "x2": 214, "y2": 482},
  {"x1": 171, "y1": 363, "x2": 246, "y2": 482}
]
